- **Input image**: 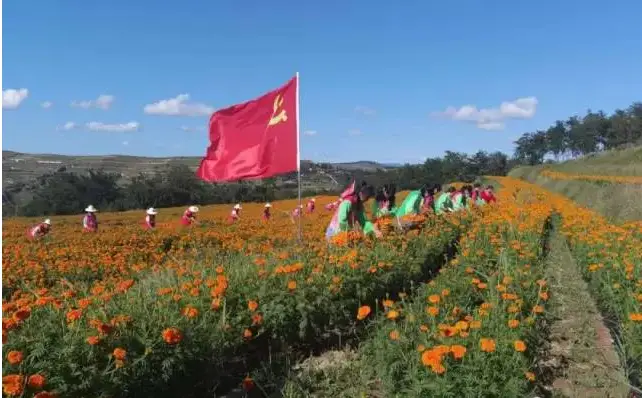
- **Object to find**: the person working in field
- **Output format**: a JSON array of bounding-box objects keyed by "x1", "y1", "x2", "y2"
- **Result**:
[
  {"x1": 394, "y1": 185, "x2": 427, "y2": 218},
  {"x1": 28, "y1": 219, "x2": 51, "y2": 239},
  {"x1": 292, "y1": 204, "x2": 303, "y2": 218},
  {"x1": 480, "y1": 185, "x2": 497, "y2": 204},
  {"x1": 325, "y1": 198, "x2": 341, "y2": 211},
  {"x1": 83, "y1": 205, "x2": 98, "y2": 232},
  {"x1": 325, "y1": 181, "x2": 382, "y2": 241},
  {"x1": 451, "y1": 186, "x2": 469, "y2": 212},
  {"x1": 434, "y1": 185, "x2": 454, "y2": 215},
  {"x1": 229, "y1": 204, "x2": 242, "y2": 223},
  {"x1": 144, "y1": 207, "x2": 158, "y2": 229},
  {"x1": 263, "y1": 203, "x2": 272, "y2": 221},
  {"x1": 181, "y1": 206, "x2": 199, "y2": 226},
  {"x1": 472, "y1": 183, "x2": 483, "y2": 205},
  {"x1": 306, "y1": 198, "x2": 316, "y2": 213},
  {"x1": 422, "y1": 184, "x2": 436, "y2": 213},
  {"x1": 372, "y1": 184, "x2": 397, "y2": 219}
]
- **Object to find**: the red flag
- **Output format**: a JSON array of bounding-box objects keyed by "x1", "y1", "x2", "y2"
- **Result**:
[{"x1": 196, "y1": 76, "x2": 298, "y2": 182}]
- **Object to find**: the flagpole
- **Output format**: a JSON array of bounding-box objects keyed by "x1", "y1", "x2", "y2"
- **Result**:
[{"x1": 296, "y1": 72, "x2": 302, "y2": 242}]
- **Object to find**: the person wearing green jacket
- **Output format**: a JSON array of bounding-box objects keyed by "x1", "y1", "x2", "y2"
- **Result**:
[
  {"x1": 326, "y1": 181, "x2": 382, "y2": 241},
  {"x1": 394, "y1": 186, "x2": 427, "y2": 218},
  {"x1": 434, "y1": 186, "x2": 455, "y2": 215}
]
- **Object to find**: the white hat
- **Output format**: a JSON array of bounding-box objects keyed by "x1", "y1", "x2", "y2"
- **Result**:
[
  {"x1": 44, "y1": 219, "x2": 51, "y2": 225},
  {"x1": 234, "y1": 204, "x2": 242, "y2": 210},
  {"x1": 85, "y1": 205, "x2": 97, "y2": 212},
  {"x1": 188, "y1": 205, "x2": 199, "y2": 213},
  {"x1": 265, "y1": 203, "x2": 272, "y2": 208},
  {"x1": 146, "y1": 207, "x2": 158, "y2": 215}
]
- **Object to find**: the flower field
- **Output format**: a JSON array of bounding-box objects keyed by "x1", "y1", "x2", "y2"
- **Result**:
[
  {"x1": 2, "y1": 193, "x2": 473, "y2": 397},
  {"x1": 3, "y1": 180, "x2": 641, "y2": 397}
]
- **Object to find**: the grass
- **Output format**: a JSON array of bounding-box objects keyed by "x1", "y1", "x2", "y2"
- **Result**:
[
  {"x1": 509, "y1": 167, "x2": 642, "y2": 222},
  {"x1": 554, "y1": 146, "x2": 642, "y2": 177}
]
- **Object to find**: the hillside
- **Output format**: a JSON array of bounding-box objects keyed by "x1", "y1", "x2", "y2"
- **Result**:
[
  {"x1": 2, "y1": 150, "x2": 397, "y2": 188},
  {"x1": 509, "y1": 146, "x2": 642, "y2": 222}
]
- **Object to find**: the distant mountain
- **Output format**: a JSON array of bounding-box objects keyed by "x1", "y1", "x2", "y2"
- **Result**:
[{"x1": 2, "y1": 150, "x2": 397, "y2": 188}]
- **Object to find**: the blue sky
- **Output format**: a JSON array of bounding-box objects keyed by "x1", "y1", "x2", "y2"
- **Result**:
[{"x1": 3, "y1": 1, "x2": 642, "y2": 164}]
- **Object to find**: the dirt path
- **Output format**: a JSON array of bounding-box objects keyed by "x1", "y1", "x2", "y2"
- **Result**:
[{"x1": 540, "y1": 225, "x2": 630, "y2": 398}]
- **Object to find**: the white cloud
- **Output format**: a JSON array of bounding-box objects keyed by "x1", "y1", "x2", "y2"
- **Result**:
[
  {"x1": 57, "y1": 121, "x2": 78, "y2": 131},
  {"x1": 3, "y1": 88, "x2": 29, "y2": 109},
  {"x1": 354, "y1": 105, "x2": 376, "y2": 116},
  {"x1": 303, "y1": 130, "x2": 317, "y2": 136},
  {"x1": 122, "y1": 141, "x2": 129, "y2": 146},
  {"x1": 71, "y1": 94, "x2": 115, "y2": 110},
  {"x1": 180, "y1": 125, "x2": 206, "y2": 132},
  {"x1": 144, "y1": 94, "x2": 214, "y2": 116},
  {"x1": 348, "y1": 129, "x2": 363, "y2": 136},
  {"x1": 41, "y1": 101, "x2": 53, "y2": 109},
  {"x1": 86, "y1": 121, "x2": 140, "y2": 133},
  {"x1": 434, "y1": 96, "x2": 538, "y2": 131}
]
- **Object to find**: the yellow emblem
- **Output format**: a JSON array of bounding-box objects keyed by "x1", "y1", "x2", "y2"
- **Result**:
[{"x1": 268, "y1": 94, "x2": 288, "y2": 126}]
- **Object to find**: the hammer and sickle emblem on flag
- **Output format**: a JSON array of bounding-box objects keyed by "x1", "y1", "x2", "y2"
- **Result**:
[{"x1": 268, "y1": 94, "x2": 288, "y2": 126}]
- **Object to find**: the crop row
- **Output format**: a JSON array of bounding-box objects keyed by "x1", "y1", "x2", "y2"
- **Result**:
[
  {"x1": 282, "y1": 179, "x2": 554, "y2": 397},
  {"x1": 499, "y1": 176, "x2": 642, "y2": 387}
]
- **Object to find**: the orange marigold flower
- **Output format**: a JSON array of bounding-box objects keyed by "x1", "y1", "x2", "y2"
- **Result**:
[
  {"x1": 86, "y1": 335, "x2": 101, "y2": 345},
  {"x1": 426, "y1": 306, "x2": 439, "y2": 316},
  {"x1": 386, "y1": 310, "x2": 400, "y2": 320},
  {"x1": 113, "y1": 347, "x2": 127, "y2": 360},
  {"x1": 356, "y1": 305, "x2": 371, "y2": 320},
  {"x1": 251, "y1": 313, "x2": 263, "y2": 326},
  {"x1": 629, "y1": 313, "x2": 642, "y2": 322},
  {"x1": 162, "y1": 327, "x2": 183, "y2": 345},
  {"x1": 12, "y1": 307, "x2": 31, "y2": 322},
  {"x1": 450, "y1": 345, "x2": 467, "y2": 359},
  {"x1": 514, "y1": 340, "x2": 527, "y2": 352},
  {"x1": 28, "y1": 374, "x2": 46, "y2": 389},
  {"x1": 211, "y1": 298, "x2": 222, "y2": 310},
  {"x1": 65, "y1": 309, "x2": 82, "y2": 323},
  {"x1": 532, "y1": 305, "x2": 544, "y2": 314},
  {"x1": 6, "y1": 351, "x2": 23, "y2": 365},
  {"x1": 428, "y1": 295, "x2": 440, "y2": 304},
  {"x1": 247, "y1": 300, "x2": 258, "y2": 312},
  {"x1": 480, "y1": 338, "x2": 496, "y2": 353},
  {"x1": 389, "y1": 330, "x2": 400, "y2": 340},
  {"x1": 382, "y1": 299, "x2": 394, "y2": 308},
  {"x1": 2, "y1": 374, "x2": 24, "y2": 396},
  {"x1": 455, "y1": 321, "x2": 469, "y2": 331},
  {"x1": 508, "y1": 319, "x2": 520, "y2": 328},
  {"x1": 287, "y1": 280, "x2": 297, "y2": 290},
  {"x1": 182, "y1": 306, "x2": 199, "y2": 319}
]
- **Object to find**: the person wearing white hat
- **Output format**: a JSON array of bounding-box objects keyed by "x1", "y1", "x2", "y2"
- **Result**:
[
  {"x1": 181, "y1": 206, "x2": 199, "y2": 226},
  {"x1": 28, "y1": 219, "x2": 52, "y2": 240},
  {"x1": 306, "y1": 198, "x2": 316, "y2": 214},
  {"x1": 292, "y1": 204, "x2": 303, "y2": 218},
  {"x1": 229, "y1": 204, "x2": 242, "y2": 223},
  {"x1": 262, "y1": 203, "x2": 272, "y2": 221},
  {"x1": 83, "y1": 205, "x2": 98, "y2": 232},
  {"x1": 144, "y1": 207, "x2": 158, "y2": 229}
]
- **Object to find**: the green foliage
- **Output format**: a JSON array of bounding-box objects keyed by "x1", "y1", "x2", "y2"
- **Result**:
[{"x1": 514, "y1": 102, "x2": 642, "y2": 164}]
